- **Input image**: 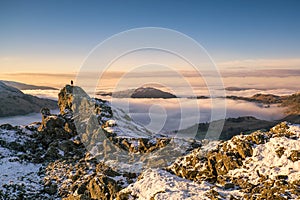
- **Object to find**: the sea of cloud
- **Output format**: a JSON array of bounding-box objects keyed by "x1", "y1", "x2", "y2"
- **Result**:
[
  {"x1": 0, "y1": 84, "x2": 290, "y2": 132},
  {"x1": 108, "y1": 98, "x2": 285, "y2": 132}
]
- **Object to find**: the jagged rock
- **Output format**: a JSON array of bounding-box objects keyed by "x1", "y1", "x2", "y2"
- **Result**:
[
  {"x1": 40, "y1": 107, "x2": 51, "y2": 117},
  {"x1": 275, "y1": 147, "x2": 285, "y2": 158},
  {"x1": 58, "y1": 85, "x2": 75, "y2": 116},
  {"x1": 205, "y1": 189, "x2": 222, "y2": 200},
  {"x1": 58, "y1": 84, "x2": 90, "y2": 116},
  {"x1": 37, "y1": 107, "x2": 77, "y2": 146},
  {"x1": 167, "y1": 123, "x2": 300, "y2": 199},
  {"x1": 44, "y1": 181, "x2": 58, "y2": 195},
  {"x1": 38, "y1": 115, "x2": 65, "y2": 132},
  {"x1": 288, "y1": 150, "x2": 300, "y2": 162},
  {"x1": 87, "y1": 175, "x2": 120, "y2": 199},
  {"x1": 0, "y1": 123, "x2": 17, "y2": 130},
  {"x1": 47, "y1": 157, "x2": 130, "y2": 200}
]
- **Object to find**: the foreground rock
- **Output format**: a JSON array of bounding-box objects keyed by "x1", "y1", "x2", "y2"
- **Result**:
[{"x1": 166, "y1": 122, "x2": 300, "y2": 199}]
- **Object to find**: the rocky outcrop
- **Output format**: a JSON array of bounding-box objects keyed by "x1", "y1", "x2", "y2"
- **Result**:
[
  {"x1": 167, "y1": 122, "x2": 300, "y2": 199},
  {"x1": 58, "y1": 84, "x2": 90, "y2": 116},
  {"x1": 45, "y1": 156, "x2": 133, "y2": 200}
]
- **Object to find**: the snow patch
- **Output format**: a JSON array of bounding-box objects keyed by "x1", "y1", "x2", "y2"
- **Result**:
[
  {"x1": 228, "y1": 124, "x2": 300, "y2": 184},
  {"x1": 120, "y1": 169, "x2": 244, "y2": 200}
]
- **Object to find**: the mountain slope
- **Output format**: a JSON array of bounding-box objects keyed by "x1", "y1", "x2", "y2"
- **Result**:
[
  {"x1": 177, "y1": 116, "x2": 276, "y2": 140},
  {"x1": 0, "y1": 81, "x2": 57, "y2": 117}
]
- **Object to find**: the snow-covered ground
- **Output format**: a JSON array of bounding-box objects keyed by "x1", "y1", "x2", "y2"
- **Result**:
[
  {"x1": 119, "y1": 168, "x2": 244, "y2": 200},
  {"x1": 0, "y1": 127, "x2": 47, "y2": 198}
]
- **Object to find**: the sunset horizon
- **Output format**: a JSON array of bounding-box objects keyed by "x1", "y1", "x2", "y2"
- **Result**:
[{"x1": 0, "y1": 1, "x2": 299, "y2": 199}]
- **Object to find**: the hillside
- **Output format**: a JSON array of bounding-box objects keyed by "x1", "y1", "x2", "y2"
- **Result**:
[
  {"x1": 226, "y1": 93, "x2": 283, "y2": 104},
  {"x1": 177, "y1": 116, "x2": 276, "y2": 140},
  {"x1": 226, "y1": 92, "x2": 300, "y2": 115},
  {"x1": 281, "y1": 92, "x2": 300, "y2": 115},
  {"x1": 0, "y1": 81, "x2": 57, "y2": 117}
]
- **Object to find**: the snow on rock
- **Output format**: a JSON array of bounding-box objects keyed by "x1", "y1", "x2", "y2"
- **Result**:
[
  {"x1": 0, "y1": 127, "x2": 50, "y2": 199},
  {"x1": 107, "y1": 107, "x2": 152, "y2": 138},
  {"x1": 106, "y1": 119, "x2": 116, "y2": 127},
  {"x1": 0, "y1": 155, "x2": 43, "y2": 198},
  {"x1": 287, "y1": 123, "x2": 300, "y2": 137},
  {"x1": 228, "y1": 134, "x2": 300, "y2": 184},
  {"x1": 227, "y1": 123, "x2": 300, "y2": 185},
  {"x1": 166, "y1": 122, "x2": 300, "y2": 199},
  {"x1": 118, "y1": 168, "x2": 243, "y2": 200}
]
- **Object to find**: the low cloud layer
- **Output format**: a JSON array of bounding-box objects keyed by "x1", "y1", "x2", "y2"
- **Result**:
[{"x1": 110, "y1": 98, "x2": 285, "y2": 132}]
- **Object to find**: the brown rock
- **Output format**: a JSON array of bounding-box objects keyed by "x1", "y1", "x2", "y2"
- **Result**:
[
  {"x1": 275, "y1": 147, "x2": 285, "y2": 158},
  {"x1": 87, "y1": 175, "x2": 120, "y2": 200},
  {"x1": 288, "y1": 150, "x2": 300, "y2": 162}
]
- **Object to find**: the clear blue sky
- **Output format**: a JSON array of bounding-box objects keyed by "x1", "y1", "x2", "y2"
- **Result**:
[{"x1": 1, "y1": 0, "x2": 300, "y2": 72}]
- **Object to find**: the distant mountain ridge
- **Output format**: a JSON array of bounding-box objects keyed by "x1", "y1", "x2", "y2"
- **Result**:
[
  {"x1": 226, "y1": 92, "x2": 300, "y2": 115},
  {"x1": 178, "y1": 113, "x2": 300, "y2": 141},
  {"x1": 98, "y1": 86, "x2": 177, "y2": 98},
  {"x1": 225, "y1": 86, "x2": 264, "y2": 91},
  {"x1": 2, "y1": 80, "x2": 57, "y2": 90},
  {"x1": 0, "y1": 81, "x2": 57, "y2": 117},
  {"x1": 226, "y1": 93, "x2": 283, "y2": 104}
]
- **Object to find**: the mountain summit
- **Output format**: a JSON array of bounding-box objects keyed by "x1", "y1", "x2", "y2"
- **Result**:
[
  {"x1": 98, "y1": 87, "x2": 177, "y2": 98},
  {"x1": 131, "y1": 87, "x2": 177, "y2": 98}
]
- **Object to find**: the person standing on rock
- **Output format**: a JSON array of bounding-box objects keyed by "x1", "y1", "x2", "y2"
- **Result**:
[{"x1": 71, "y1": 80, "x2": 74, "y2": 86}]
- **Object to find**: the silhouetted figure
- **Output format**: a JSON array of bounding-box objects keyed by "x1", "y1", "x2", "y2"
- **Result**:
[{"x1": 71, "y1": 80, "x2": 73, "y2": 86}]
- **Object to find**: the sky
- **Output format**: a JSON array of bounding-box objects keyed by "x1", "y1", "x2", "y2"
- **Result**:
[{"x1": 1, "y1": 0, "x2": 300, "y2": 74}]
